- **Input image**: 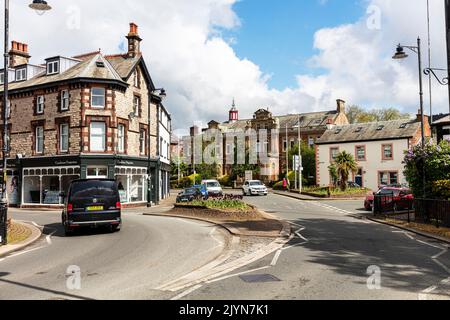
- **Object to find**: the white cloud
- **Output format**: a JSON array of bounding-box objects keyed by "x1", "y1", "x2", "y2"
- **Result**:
[{"x1": 4, "y1": 0, "x2": 450, "y2": 129}]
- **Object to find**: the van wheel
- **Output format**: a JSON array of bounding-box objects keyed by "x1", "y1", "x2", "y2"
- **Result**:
[{"x1": 110, "y1": 225, "x2": 120, "y2": 233}]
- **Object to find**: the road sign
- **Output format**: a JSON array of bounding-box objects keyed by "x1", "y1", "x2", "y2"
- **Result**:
[
  {"x1": 293, "y1": 156, "x2": 302, "y2": 171},
  {"x1": 245, "y1": 171, "x2": 253, "y2": 181}
]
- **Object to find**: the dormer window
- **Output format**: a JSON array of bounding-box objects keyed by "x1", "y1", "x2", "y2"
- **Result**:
[
  {"x1": 15, "y1": 68, "x2": 26, "y2": 81},
  {"x1": 47, "y1": 60, "x2": 59, "y2": 75}
]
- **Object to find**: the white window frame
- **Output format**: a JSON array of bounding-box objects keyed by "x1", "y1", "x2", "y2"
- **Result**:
[
  {"x1": 61, "y1": 90, "x2": 69, "y2": 111},
  {"x1": 60, "y1": 123, "x2": 69, "y2": 153},
  {"x1": 36, "y1": 96, "x2": 44, "y2": 114},
  {"x1": 15, "y1": 68, "x2": 26, "y2": 81},
  {"x1": 140, "y1": 130, "x2": 146, "y2": 154},
  {"x1": 47, "y1": 60, "x2": 59, "y2": 75},
  {"x1": 118, "y1": 124, "x2": 125, "y2": 153},
  {"x1": 0, "y1": 72, "x2": 4, "y2": 84},
  {"x1": 36, "y1": 126, "x2": 44, "y2": 153},
  {"x1": 91, "y1": 87, "x2": 106, "y2": 108},
  {"x1": 90, "y1": 122, "x2": 106, "y2": 152},
  {"x1": 134, "y1": 95, "x2": 141, "y2": 117}
]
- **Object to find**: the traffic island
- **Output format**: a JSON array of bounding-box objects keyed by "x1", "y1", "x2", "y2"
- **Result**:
[
  {"x1": 0, "y1": 220, "x2": 42, "y2": 258},
  {"x1": 145, "y1": 200, "x2": 290, "y2": 238}
]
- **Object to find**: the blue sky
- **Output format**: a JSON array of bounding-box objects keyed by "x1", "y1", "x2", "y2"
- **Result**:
[{"x1": 225, "y1": 0, "x2": 367, "y2": 89}]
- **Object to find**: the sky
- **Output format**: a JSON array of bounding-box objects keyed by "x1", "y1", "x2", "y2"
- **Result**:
[{"x1": 3, "y1": 0, "x2": 449, "y2": 131}]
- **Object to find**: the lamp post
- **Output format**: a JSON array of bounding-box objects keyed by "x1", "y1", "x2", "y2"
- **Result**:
[
  {"x1": 393, "y1": 38, "x2": 427, "y2": 198},
  {"x1": 147, "y1": 88, "x2": 166, "y2": 207},
  {"x1": 1, "y1": 0, "x2": 51, "y2": 245}
]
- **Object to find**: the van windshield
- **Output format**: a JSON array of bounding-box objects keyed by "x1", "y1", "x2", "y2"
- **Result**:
[
  {"x1": 206, "y1": 182, "x2": 220, "y2": 188},
  {"x1": 70, "y1": 180, "x2": 118, "y2": 199}
]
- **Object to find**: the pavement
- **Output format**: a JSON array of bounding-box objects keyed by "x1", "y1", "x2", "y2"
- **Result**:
[{"x1": 0, "y1": 221, "x2": 42, "y2": 258}]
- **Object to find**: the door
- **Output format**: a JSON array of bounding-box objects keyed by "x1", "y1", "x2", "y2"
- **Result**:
[{"x1": 355, "y1": 168, "x2": 363, "y2": 188}]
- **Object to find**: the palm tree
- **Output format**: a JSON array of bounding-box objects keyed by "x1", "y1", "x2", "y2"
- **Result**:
[{"x1": 334, "y1": 151, "x2": 358, "y2": 191}]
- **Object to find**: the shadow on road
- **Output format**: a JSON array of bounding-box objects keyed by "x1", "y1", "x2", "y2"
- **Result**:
[
  {"x1": 286, "y1": 217, "x2": 449, "y2": 296},
  {"x1": 42, "y1": 223, "x2": 116, "y2": 238}
]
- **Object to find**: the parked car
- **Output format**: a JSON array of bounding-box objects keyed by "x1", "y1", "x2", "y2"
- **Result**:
[
  {"x1": 242, "y1": 180, "x2": 268, "y2": 196},
  {"x1": 364, "y1": 187, "x2": 413, "y2": 211},
  {"x1": 201, "y1": 180, "x2": 224, "y2": 197},
  {"x1": 61, "y1": 179, "x2": 122, "y2": 236},
  {"x1": 176, "y1": 187, "x2": 203, "y2": 203},
  {"x1": 193, "y1": 184, "x2": 209, "y2": 199}
]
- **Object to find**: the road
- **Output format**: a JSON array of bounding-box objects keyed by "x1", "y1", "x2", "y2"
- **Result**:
[
  {"x1": 0, "y1": 209, "x2": 228, "y2": 300},
  {"x1": 179, "y1": 193, "x2": 450, "y2": 300}
]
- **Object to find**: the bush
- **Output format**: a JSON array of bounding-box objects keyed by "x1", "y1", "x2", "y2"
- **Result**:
[
  {"x1": 190, "y1": 199, "x2": 251, "y2": 211},
  {"x1": 432, "y1": 180, "x2": 450, "y2": 200},
  {"x1": 219, "y1": 175, "x2": 232, "y2": 187}
]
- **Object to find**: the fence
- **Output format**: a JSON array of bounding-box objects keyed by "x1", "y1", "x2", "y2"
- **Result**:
[
  {"x1": 0, "y1": 203, "x2": 7, "y2": 245},
  {"x1": 373, "y1": 194, "x2": 450, "y2": 228}
]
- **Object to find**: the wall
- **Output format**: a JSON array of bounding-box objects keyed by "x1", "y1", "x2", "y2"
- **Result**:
[{"x1": 317, "y1": 139, "x2": 410, "y2": 191}]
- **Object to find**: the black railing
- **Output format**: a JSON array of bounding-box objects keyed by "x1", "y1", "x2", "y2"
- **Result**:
[
  {"x1": 0, "y1": 203, "x2": 7, "y2": 245},
  {"x1": 373, "y1": 194, "x2": 450, "y2": 228},
  {"x1": 415, "y1": 199, "x2": 450, "y2": 228}
]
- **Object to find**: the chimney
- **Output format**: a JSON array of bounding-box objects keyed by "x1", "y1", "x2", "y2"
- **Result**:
[
  {"x1": 9, "y1": 41, "x2": 31, "y2": 67},
  {"x1": 336, "y1": 99, "x2": 346, "y2": 114},
  {"x1": 417, "y1": 109, "x2": 430, "y2": 125},
  {"x1": 126, "y1": 22, "x2": 142, "y2": 58}
]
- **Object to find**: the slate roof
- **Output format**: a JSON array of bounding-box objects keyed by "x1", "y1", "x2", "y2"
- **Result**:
[
  {"x1": 433, "y1": 115, "x2": 450, "y2": 125},
  {"x1": 316, "y1": 119, "x2": 421, "y2": 145},
  {"x1": 0, "y1": 52, "x2": 142, "y2": 94},
  {"x1": 218, "y1": 110, "x2": 340, "y2": 132}
]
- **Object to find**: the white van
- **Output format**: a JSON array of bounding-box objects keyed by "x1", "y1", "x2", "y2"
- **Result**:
[{"x1": 201, "y1": 180, "x2": 224, "y2": 197}]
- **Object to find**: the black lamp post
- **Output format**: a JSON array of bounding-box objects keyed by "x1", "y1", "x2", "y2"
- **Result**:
[
  {"x1": 1, "y1": 1, "x2": 51, "y2": 245},
  {"x1": 393, "y1": 38, "x2": 427, "y2": 199},
  {"x1": 147, "y1": 88, "x2": 166, "y2": 207},
  {"x1": 446, "y1": 0, "x2": 450, "y2": 114}
]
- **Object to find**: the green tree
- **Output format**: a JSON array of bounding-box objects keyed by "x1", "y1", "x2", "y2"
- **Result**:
[
  {"x1": 404, "y1": 140, "x2": 450, "y2": 198},
  {"x1": 288, "y1": 141, "x2": 316, "y2": 186},
  {"x1": 346, "y1": 105, "x2": 411, "y2": 124},
  {"x1": 328, "y1": 164, "x2": 338, "y2": 188},
  {"x1": 334, "y1": 151, "x2": 358, "y2": 191}
]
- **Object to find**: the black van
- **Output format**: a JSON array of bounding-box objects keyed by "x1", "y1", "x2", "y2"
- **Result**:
[{"x1": 61, "y1": 179, "x2": 122, "y2": 235}]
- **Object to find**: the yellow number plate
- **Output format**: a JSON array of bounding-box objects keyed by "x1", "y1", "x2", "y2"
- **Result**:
[{"x1": 87, "y1": 206, "x2": 104, "y2": 211}]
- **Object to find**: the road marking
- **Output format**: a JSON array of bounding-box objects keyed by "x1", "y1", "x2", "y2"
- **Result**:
[
  {"x1": 205, "y1": 266, "x2": 271, "y2": 285},
  {"x1": 171, "y1": 284, "x2": 203, "y2": 301},
  {"x1": 46, "y1": 231, "x2": 56, "y2": 245},
  {"x1": 270, "y1": 250, "x2": 282, "y2": 266},
  {"x1": 5, "y1": 246, "x2": 46, "y2": 259}
]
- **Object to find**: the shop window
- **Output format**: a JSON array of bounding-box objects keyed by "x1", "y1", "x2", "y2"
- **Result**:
[
  {"x1": 23, "y1": 176, "x2": 41, "y2": 204},
  {"x1": 42, "y1": 176, "x2": 60, "y2": 204},
  {"x1": 87, "y1": 167, "x2": 108, "y2": 178}
]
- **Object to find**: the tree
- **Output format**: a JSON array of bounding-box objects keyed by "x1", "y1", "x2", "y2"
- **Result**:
[
  {"x1": 404, "y1": 140, "x2": 450, "y2": 198},
  {"x1": 346, "y1": 105, "x2": 411, "y2": 124},
  {"x1": 334, "y1": 151, "x2": 358, "y2": 191},
  {"x1": 328, "y1": 164, "x2": 338, "y2": 188},
  {"x1": 288, "y1": 141, "x2": 316, "y2": 186}
]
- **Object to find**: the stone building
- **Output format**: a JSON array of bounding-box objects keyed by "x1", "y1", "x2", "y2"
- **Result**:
[
  {"x1": 187, "y1": 99, "x2": 349, "y2": 183},
  {"x1": 0, "y1": 23, "x2": 171, "y2": 208}
]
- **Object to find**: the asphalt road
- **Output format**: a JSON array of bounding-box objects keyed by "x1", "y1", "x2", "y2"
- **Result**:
[
  {"x1": 0, "y1": 209, "x2": 227, "y2": 300},
  {"x1": 180, "y1": 193, "x2": 450, "y2": 300}
]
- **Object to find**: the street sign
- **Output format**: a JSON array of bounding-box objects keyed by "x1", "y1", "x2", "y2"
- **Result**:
[
  {"x1": 293, "y1": 156, "x2": 302, "y2": 171},
  {"x1": 245, "y1": 171, "x2": 253, "y2": 181}
]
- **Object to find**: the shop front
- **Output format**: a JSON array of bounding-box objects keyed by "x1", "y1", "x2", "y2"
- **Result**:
[{"x1": 3, "y1": 155, "x2": 164, "y2": 208}]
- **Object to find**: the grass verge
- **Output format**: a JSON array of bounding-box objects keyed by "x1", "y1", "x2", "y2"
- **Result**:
[
  {"x1": 7, "y1": 222, "x2": 32, "y2": 245},
  {"x1": 385, "y1": 218, "x2": 450, "y2": 239}
]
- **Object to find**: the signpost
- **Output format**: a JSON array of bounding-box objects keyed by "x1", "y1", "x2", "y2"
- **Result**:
[{"x1": 293, "y1": 155, "x2": 303, "y2": 192}]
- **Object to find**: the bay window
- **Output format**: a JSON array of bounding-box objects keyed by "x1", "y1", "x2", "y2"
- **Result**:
[
  {"x1": 90, "y1": 122, "x2": 106, "y2": 152},
  {"x1": 91, "y1": 88, "x2": 105, "y2": 108}
]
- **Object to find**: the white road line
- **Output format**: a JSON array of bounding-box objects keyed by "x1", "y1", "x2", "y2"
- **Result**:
[
  {"x1": 5, "y1": 246, "x2": 46, "y2": 259},
  {"x1": 282, "y1": 242, "x2": 308, "y2": 251},
  {"x1": 171, "y1": 284, "x2": 203, "y2": 301},
  {"x1": 205, "y1": 266, "x2": 271, "y2": 285},
  {"x1": 270, "y1": 250, "x2": 282, "y2": 266}
]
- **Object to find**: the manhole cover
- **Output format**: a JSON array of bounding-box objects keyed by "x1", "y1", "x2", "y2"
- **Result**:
[{"x1": 239, "y1": 274, "x2": 281, "y2": 283}]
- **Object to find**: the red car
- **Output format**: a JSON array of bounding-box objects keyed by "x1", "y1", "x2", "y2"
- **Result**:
[{"x1": 364, "y1": 187, "x2": 414, "y2": 211}]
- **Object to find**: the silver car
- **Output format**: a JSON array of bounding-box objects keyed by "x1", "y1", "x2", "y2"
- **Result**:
[{"x1": 242, "y1": 180, "x2": 268, "y2": 196}]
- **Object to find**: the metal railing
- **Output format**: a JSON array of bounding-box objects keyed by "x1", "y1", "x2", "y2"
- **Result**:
[
  {"x1": 0, "y1": 203, "x2": 7, "y2": 245},
  {"x1": 415, "y1": 199, "x2": 450, "y2": 228},
  {"x1": 373, "y1": 194, "x2": 450, "y2": 228}
]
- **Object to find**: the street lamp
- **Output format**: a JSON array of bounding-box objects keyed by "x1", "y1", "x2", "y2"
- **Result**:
[
  {"x1": 147, "y1": 88, "x2": 166, "y2": 207},
  {"x1": 392, "y1": 38, "x2": 427, "y2": 199},
  {"x1": 1, "y1": 1, "x2": 52, "y2": 245},
  {"x1": 392, "y1": 39, "x2": 426, "y2": 148}
]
